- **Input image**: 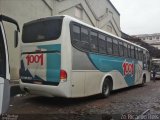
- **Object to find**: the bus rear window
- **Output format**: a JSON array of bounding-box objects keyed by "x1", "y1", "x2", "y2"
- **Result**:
[{"x1": 22, "y1": 17, "x2": 63, "y2": 43}]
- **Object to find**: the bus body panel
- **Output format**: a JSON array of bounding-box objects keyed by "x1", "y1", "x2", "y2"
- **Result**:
[
  {"x1": 0, "y1": 15, "x2": 20, "y2": 114},
  {"x1": 20, "y1": 17, "x2": 72, "y2": 97},
  {"x1": 20, "y1": 80, "x2": 71, "y2": 97},
  {"x1": 20, "y1": 15, "x2": 150, "y2": 98},
  {"x1": 0, "y1": 21, "x2": 10, "y2": 114},
  {"x1": 71, "y1": 71, "x2": 85, "y2": 97},
  {"x1": 2, "y1": 22, "x2": 19, "y2": 80},
  {"x1": 71, "y1": 44, "x2": 144, "y2": 97},
  {"x1": 21, "y1": 44, "x2": 61, "y2": 85},
  {"x1": 0, "y1": 23, "x2": 10, "y2": 79},
  {"x1": 85, "y1": 71, "x2": 104, "y2": 96},
  {"x1": 144, "y1": 70, "x2": 150, "y2": 83}
]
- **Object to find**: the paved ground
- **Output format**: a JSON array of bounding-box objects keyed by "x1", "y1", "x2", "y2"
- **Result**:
[{"x1": 6, "y1": 80, "x2": 160, "y2": 120}]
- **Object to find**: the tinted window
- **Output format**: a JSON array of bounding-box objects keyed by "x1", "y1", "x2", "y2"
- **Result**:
[
  {"x1": 81, "y1": 27, "x2": 89, "y2": 43},
  {"x1": 22, "y1": 17, "x2": 63, "y2": 43},
  {"x1": 143, "y1": 52, "x2": 146, "y2": 61},
  {"x1": 90, "y1": 31, "x2": 98, "y2": 52},
  {"x1": 138, "y1": 48, "x2": 143, "y2": 60},
  {"x1": 73, "y1": 25, "x2": 80, "y2": 41},
  {"x1": 107, "y1": 37, "x2": 112, "y2": 55},
  {"x1": 146, "y1": 51, "x2": 150, "y2": 70},
  {"x1": 146, "y1": 52, "x2": 150, "y2": 66},
  {"x1": 139, "y1": 49, "x2": 143, "y2": 61},
  {"x1": 99, "y1": 34, "x2": 106, "y2": 54},
  {"x1": 124, "y1": 42, "x2": 128, "y2": 57},
  {"x1": 135, "y1": 47, "x2": 139, "y2": 59},
  {"x1": 143, "y1": 51, "x2": 147, "y2": 68},
  {"x1": 113, "y1": 39, "x2": 119, "y2": 56},
  {"x1": 0, "y1": 27, "x2": 6, "y2": 77},
  {"x1": 119, "y1": 41, "x2": 123, "y2": 57},
  {"x1": 131, "y1": 46, "x2": 135, "y2": 58},
  {"x1": 80, "y1": 27, "x2": 89, "y2": 51},
  {"x1": 128, "y1": 45, "x2": 131, "y2": 58}
]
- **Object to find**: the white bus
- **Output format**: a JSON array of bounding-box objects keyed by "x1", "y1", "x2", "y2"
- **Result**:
[
  {"x1": 20, "y1": 15, "x2": 150, "y2": 98},
  {"x1": 151, "y1": 58, "x2": 160, "y2": 79},
  {"x1": 0, "y1": 15, "x2": 19, "y2": 114}
]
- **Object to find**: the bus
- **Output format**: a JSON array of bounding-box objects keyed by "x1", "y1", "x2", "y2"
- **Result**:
[
  {"x1": 0, "y1": 15, "x2": 19, "y2": 114},
  {"x1": 20, "y1": 15, "x2": 150, "y2": 98},
  {"x1": 151, "y1": 58, "x2": 160, "y2": 79}
]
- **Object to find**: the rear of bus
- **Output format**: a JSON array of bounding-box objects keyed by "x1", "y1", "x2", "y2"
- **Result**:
[{"x1": 20, "y1": 16, "x2": 71, "y2": 97}]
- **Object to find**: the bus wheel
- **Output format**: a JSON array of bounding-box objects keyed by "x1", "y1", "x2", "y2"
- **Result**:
[{"x1": 101, "y1": 78, "x2": 111, "y2": 98}]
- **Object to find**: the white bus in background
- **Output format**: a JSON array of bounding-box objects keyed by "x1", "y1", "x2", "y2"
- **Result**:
[
  {"x1": 20, "y1": 15, "x2": 150, "y2": 98},
  {"x1": 151, "y1": 58, "x2": 160, "y2": 79},
  {"x1": 0, "y1": 15, "x2": 19, "y2": 114}
]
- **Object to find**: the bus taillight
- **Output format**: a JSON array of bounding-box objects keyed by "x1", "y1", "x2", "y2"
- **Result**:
[{"x1": 60, "y1": 70, "x2": 67, "y2": 82}]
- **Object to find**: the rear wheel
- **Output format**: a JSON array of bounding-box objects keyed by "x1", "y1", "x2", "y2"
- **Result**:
[{"x1": 101, "y1": 78, "x2": 111, "y2": 98}]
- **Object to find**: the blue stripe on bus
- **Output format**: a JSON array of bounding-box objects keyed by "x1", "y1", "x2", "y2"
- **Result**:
[
  {"x1": 88, "y1": 53, "x2": 136, "y2": 86},
  {"x1": 38, "y1": 44, "x2": 61, "y2": 51},
  {"x1": 38, "y1": 44, "x2": 61, "y2": 83}
]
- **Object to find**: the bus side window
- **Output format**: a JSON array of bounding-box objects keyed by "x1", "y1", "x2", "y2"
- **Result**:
[
  {"x1": 143, "y1": 52, "x2": 146, "y2": 62},
  {"x1": 90, "y1": 31, "x2": 98, "y2": 52},
  {"x1": 141, "y1": 51, "x2": 144, "y2": 61},
  {"x1": 124, "y1": 42, "x2": 128, "y2": 58},
  {"x1": 99, "y1": 34, "x2": 106, "y2": 54},
  {"x1": 146, "y1": 52, "x2": 150, "y2": 70},
  {"x1": 72, "y1": 24, "x2": 80, "y2": 43},
  {"x1": 137, "y1": 48, "x2": 140, "y2": 60},
  {"x1": 131, "y1": 45, "x2": 135, "y2": 59},
  {"x1": 128, "y1": 44, "x2": 131, "y2": 58},
  {"x1": 113, "y1": 39, "x2": 119, "y2": 56},
  {"x1": 119, "y1": 41, "x2": 124, "y2": 57},
  {"x1": 143, "y1": 56, "x2": 146, "y2": 67},
  {"x1": 81, "y1": 27, "x2": 89, "y2": 51},
  {"x1": 0, "y1": 27, "x2": 6, "y2": 77},
  {"x1": 137, "y1": 48, "x2": 139, "y2": 60},
  {"x1": 139, "y1": 49, "x2": 143, "y2": 61},
  {"x1": 135, "y1": 47, "x2": 138, "y2": 60},
  {"x1": 106, "y1": 37, "x2": 113, "y2": 55}
]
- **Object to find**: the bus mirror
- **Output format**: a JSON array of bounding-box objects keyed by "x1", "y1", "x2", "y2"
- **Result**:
[{"x1": 14, "y1": 30, "x2": 18, "y2": 48}]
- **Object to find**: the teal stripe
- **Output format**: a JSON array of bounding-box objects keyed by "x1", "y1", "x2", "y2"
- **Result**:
[
  {"x1": 88, "y1": 53, "x2": 136, "y2": 86},
  {"x1": 38, "y1": 44, "x2": 61, "y2": 83}
]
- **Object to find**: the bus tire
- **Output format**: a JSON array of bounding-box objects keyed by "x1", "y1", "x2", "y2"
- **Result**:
[{"x1": 101, "y1": 78, "x2": 111, "y2": 98}]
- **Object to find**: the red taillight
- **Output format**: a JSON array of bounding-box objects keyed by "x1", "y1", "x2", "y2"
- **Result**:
[{"x1": 60, "y1": 70, "x2": 67, "y2": 81}]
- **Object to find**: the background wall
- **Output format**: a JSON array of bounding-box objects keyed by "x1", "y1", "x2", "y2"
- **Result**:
[{"x1": 0, "y1": 0, "x2": 121, "y2": 79}]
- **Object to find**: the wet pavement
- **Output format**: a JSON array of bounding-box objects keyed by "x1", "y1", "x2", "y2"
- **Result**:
[{"x1": 6, "y1": 80, "x2": 160, "y2": 120}]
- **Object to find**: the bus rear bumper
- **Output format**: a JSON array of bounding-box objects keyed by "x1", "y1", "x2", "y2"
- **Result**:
[{"x1": 20, "y1": 81, "x2": 71, "y2": 98}]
